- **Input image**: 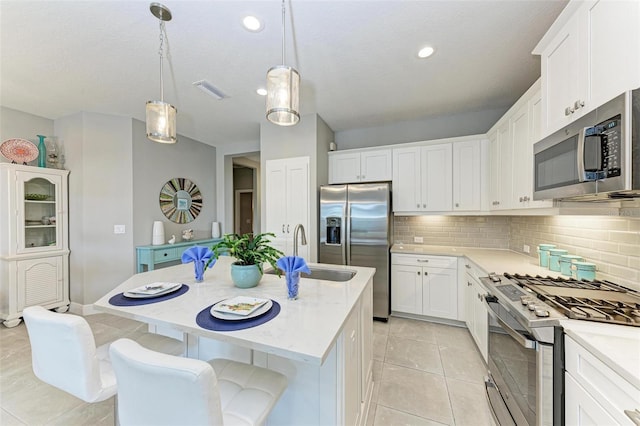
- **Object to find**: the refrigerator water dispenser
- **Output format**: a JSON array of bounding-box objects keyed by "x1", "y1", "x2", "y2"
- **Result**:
[{"x1": 326, "y1": 217, "x2": 341, "y2": 244}]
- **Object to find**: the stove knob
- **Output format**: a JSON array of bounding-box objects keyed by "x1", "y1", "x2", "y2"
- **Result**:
[
  {"x1": 535, "y1": 309, "x2": 550, "y2": 318},
  {"x1": 527, "y1": 303, "x2": 537, "y2": 311},
  {"x1": 520, "y1": 296, "x2": 530, "y2": 306}
]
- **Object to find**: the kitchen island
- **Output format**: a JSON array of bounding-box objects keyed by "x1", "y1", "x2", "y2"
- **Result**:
[{"x1": 94, "y1": 256, "x2": 375, "y2": 426}]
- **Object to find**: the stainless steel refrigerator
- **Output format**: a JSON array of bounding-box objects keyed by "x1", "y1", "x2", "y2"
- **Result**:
[{"x1": 319, "y1": 183, "x2": 392, "y2": 321}]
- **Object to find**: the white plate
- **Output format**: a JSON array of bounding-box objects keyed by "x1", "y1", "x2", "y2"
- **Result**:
[
  {"x1": 210, "y1": 299, "x2": 273, "y2": 321},
  {"x1": 211, "y1": 296, "x2": 269, "y2": 316},
  {"x1": 123, "y1": 283, "x2": 182, "y2": 299}
]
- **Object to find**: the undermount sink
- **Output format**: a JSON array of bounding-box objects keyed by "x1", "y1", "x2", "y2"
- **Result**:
[{"x1": 266, "y1": 267, "x2": 356, "y2": 282}]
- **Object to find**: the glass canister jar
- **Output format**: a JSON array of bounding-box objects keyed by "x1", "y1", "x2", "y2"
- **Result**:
[
  {"x1": 571, "y1": 261, "x2": 596, "y2": 281},
  {"x1": 548, "y1": 248, "x2": 568, "y2": 272},
  {"x1": 537, "y1": 244, "x2": 557, "y2": 268},
  {"x1": 559, "y1": 254, "x2": 584, "y2": 276}
]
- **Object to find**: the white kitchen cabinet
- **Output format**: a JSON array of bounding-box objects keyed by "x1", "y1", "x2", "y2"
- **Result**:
[
  {"x1": 264, "y1": 157, "x2": 309, "y2": 259},
  {"x1": 489, "y1": 120, "x2": 512, "y2": 210},
  {"x1": 535, "y1": 0, "x2": 640, "y2": 137},
  {"x1": 565, "y1": 336, "x2": 640, "y2": 425},
  {"x1": 463, "y1": 261, "x2": 488, "y2": 362},
  {"x1": 0, "y1": 164, "x2": 70, "y2": 327},
  {"x1": 488, "y1": 79, "x2": 553, "y2": 211},
  {"x1": 391, "y1": 254, "x2": 458, "y2": 320},
  {"x1": 392, "y1": 144, "x2": 452, "y2": 212},
  {"x1": 452, "y1": 139, "x2": 487, "y2": 211},
  {"x1": 329, "y1": 149, "x2": 392, "y2": 184}
]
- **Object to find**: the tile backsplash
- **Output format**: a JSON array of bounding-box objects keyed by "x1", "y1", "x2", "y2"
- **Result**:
[{"x1": 394, "y1": 215, "x2": 640, "y2": 291}]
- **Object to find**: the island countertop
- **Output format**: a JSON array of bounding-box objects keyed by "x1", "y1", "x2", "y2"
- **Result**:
[{"x1": 93, "y1": 256, "x2": 375, "y2": 365}]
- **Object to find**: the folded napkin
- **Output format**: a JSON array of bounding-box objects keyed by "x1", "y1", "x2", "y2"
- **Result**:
[
  {"x1": 181, "y1": 246, "x2": 215, "y2": 282},
  {"x1": 276, "y1": 256, "x2": 310, "y2": 299}
]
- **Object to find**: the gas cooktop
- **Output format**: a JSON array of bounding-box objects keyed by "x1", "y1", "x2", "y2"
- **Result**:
[{"x1": 500, "y1": 273, "x2": 640, "y2": 327}]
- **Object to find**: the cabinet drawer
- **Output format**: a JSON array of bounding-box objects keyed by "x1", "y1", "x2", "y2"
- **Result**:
[
  {"x1": 565, "y1": 336, "x2": 640, "y2": 425},
  {"x1": 153, "y1": 248, "x2": 179, "y2": 262},
  {"x1": 391, "y1": 254, "x2": 457, "y2": 269}
]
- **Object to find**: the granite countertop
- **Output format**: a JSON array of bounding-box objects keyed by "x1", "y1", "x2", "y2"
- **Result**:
[
  {"x1": 93, "y1": 256, "x2": 375, "y2": 366},
  {"x1": 391, "y1": 244, "x2": 562, "y2": 277}
]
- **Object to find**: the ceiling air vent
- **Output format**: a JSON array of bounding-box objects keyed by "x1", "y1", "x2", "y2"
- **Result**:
[{"x1": 192, "y1": 80, "x2": 228, "y2": 100}]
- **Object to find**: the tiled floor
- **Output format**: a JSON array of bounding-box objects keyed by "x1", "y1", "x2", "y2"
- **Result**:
[
  {"x1": 367, "y1": 317, "x2": 496, "y2": 426},
  {"x1": 1, "y1": 314, "x2": 494, "y2": 425}
]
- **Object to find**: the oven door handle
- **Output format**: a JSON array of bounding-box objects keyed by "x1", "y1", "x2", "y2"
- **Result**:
[{"x1": 485, "y1": 299, "x2": 537, "y2": 350}]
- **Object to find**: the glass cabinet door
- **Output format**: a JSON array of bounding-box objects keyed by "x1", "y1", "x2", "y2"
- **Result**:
[{"x1": 17, "y1": 172, "x2": 63, "y2": 253}]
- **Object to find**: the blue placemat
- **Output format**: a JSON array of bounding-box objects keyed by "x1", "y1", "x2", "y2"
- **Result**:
[
  {"x1": 196, "y1": 299, "x2": 280, "y2": 331},
  {"x1": 109, "y1": 285, "x2": 190, "y2": 306}
]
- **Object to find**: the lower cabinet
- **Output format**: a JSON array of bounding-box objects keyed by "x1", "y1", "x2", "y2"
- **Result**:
[
  {"x1": 565, "y1": 336, "x2": 640, "y2": 426},
  {"x1": 463, "y1": 261, "x2": 488, "y2": 362},
  {"x1": 1, "y1": 254, "x2": 70, "y2": 327},
  {"x1": 391, "y1": 254, "x2": 458, "y2": 320}
]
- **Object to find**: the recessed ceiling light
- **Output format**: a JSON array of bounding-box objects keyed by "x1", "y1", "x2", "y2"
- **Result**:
[
  {"x1": 418, "y1": 46, "x2": 435, "y2": 59},
  {"x1": 256, "y1": 88, "x2": 267, "y2": 96},
  {"x1": 243, "y1": 15, "x2": 263, "y2": 32}
]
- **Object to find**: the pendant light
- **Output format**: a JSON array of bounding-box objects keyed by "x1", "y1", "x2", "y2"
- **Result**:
[
  {"x1": 146, "y1": 3, "x2": 177, "y2": 143},
  {"x1": 266, "y1": 0, "x2": 300, "y2": 126}
]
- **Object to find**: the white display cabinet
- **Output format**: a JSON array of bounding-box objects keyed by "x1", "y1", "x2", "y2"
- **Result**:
[{"x1": 0, "y1": 163, "x2": 70, "y2": 327}]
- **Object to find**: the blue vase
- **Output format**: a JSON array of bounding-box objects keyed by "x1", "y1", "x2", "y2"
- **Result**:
[
  {"x1": 36, "y1": 135, "x2": 46, "y2": 168},
  {"x1": 230, "y1": 263, "x2": 262, "y2": 288}
]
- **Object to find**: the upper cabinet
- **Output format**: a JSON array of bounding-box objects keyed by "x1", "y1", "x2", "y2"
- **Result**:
[
  {"x1": 535, "y1": 0, "x2": 640, "y2": 137},
  {"x1": 488, "y1": 80, "x2": 553, "y2": 211},
  {"x1": 393, "y1": 143, "x2": 452, "y2": 212},
  {"x1": 328, "y1": 149, "x2": 392, "y2": 184},
  {"x1": 392, "y1": 138, "x2": 487, "y2": 214}
]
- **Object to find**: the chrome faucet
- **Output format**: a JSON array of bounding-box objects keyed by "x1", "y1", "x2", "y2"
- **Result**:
[{"x1": 293, "y1": 224, "x2": 307, "y2": 257}]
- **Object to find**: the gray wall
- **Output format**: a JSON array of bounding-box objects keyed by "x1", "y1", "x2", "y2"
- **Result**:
[
  {"x1": 132, "y1": 119, "x2": 217, "y2": 248},
  {"x1": 55, "y1": 112, "x2": 134, "y2": 306},
  {"x1": 334, "y1": 107, "x2": 507, "y2": 150},
  {"x1": 0, "y1": 106, "x2": 54, "y2": 165}
]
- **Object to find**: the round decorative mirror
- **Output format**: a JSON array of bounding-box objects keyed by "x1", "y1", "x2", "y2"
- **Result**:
[{"x1": 159, "y1": 178, "x2": 202, "y2": 223}]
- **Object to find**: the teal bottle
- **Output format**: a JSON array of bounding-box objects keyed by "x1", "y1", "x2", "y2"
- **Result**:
[{"x1": 37, "y1": 135, "x2": 46, "y2": 168}]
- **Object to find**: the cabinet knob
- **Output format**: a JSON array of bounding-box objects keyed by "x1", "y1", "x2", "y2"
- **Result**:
[
  {"x1": 455, "y1": 203, "x2": 459, "y2": 207},
  {"x1": 361, "y1": 175, "x2": 365, "y2": 179},
  {"x1": 287, "y1": 224, "x2": 290, "y2": 233},
  {"x1": 422, "y1": 204, "x2": 426, "y2": 208},
  {"x1": 164, "y1": 253, "x2": 168, "y2": 257},
  {"x1": 417, "y1": 204, "x2": 420, "y2": 208},
  {"x1": 565, "y1": 106, "x2": 575, "y2": 116},
  {"x1": 465, "y1": 264, "x2": 471, "y2": 269},
  {"x1": 519, "y1": 197, "x2": 524, "y2": 202},
  {"x1": 523, "y1": 196, "x2": 530, "y2": 202},
  {"x1": 417, "y1": 259, "x2": 429, "y2": 263},
  {"x1": 574, "y1": 99, "x2": 585, "y2": 110},
  {"x1": 468, "y1": 282, "x2": 472, "y2": 286},
  {"x1": 417, "y1": 271, "x2": 420, "y2": 275},
  {"x1": 477, "y1": 293, "x2": 483, "y2": 301}
]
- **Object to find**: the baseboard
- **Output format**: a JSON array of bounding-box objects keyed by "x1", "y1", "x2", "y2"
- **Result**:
[{"x1": 68, "y1": 302, "x2": 101, "y2": 316}]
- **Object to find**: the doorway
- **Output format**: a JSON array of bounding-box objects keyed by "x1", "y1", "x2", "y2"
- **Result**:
[{"x1": 235, "y1": 189, "x2": 254, "y2": 235}]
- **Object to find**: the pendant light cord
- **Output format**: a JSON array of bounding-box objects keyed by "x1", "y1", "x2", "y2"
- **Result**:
[
  {"x1": 281, "y1": 0, "x2": 285, "y2": 66},
  {"x1": 158, "y1": 21, "x2": 165, "y2": 102}
]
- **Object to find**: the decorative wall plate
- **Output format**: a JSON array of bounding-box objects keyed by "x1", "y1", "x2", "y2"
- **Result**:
[
  {"x1": 0, "y1": 138, "x2": 39, "y2": 164},
  {"x1": 159, "y1": 177, "x2": 202, "y2": 223}
]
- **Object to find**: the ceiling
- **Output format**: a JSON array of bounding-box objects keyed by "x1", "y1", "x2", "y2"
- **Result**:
[{"x1": 0, "y1": 0, "x2": 567, "y2": 148}]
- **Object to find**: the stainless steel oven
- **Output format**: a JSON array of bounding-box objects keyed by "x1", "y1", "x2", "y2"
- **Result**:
[
  {"x1": 481, "y1": 276, "x2": 565, "y2": 426},
  {"x1": 484, "y1": 295, "x2": 558, "y2": 426}
]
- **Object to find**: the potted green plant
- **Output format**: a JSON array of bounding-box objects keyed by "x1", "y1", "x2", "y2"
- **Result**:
[{"x1": 207, "y1": 232, "x2": 284, "y2": 288}]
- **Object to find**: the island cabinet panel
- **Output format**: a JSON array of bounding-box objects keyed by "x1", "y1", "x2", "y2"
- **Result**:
[
  {"x1": 391, "y1": 254, "x2": 458, "y2": 320},
  {"x1": 0, "y1": 164, "x2": 70, "y2": 328},
  {"x1": 264, "y1": 156, "x2": 310, "y2": 258}
]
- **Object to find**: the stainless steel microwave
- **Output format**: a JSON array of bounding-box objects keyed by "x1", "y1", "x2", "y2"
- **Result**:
[{"x1": 533, "y1": 88, "x2": 639, "y2": 201}]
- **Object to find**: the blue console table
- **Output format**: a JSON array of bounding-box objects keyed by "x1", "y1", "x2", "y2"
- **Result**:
[{"x1": 136, "y1": 238, "x2": 221, "y2": 273}]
